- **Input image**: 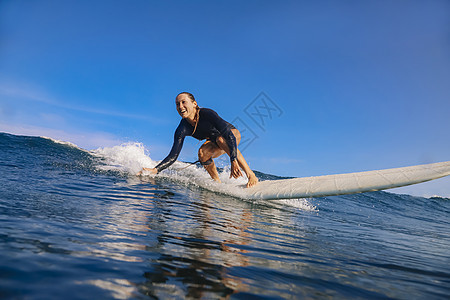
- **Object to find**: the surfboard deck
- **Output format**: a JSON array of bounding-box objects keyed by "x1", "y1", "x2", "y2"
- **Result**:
[{"x1": 244, "y1": 161, "x2": 450, "y2": 200}]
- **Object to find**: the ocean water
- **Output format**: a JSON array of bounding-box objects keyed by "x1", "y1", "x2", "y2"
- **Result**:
[{"x1": 1, "y1": 132, "x2": 449, "y2": 299}]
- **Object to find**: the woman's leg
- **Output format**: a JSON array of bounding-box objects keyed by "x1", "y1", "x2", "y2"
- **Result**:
[
  {"x1": 198, "y1": 140, "x2": 225, "y2": 183},
  {"x1": 215, "y1": 129, "x2": 258, "y2": 187},
  {"x1": 198, "y1": 129, "x2": 258, "y2": 187}
]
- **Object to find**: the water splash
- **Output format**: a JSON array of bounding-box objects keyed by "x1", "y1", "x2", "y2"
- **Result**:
[{"x1": 88, "y1": 142, "x2": 316, "y2": 210}]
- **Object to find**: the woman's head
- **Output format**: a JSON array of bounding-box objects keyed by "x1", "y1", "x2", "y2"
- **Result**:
[{"x1": 176, "y1": 92, "x2": 198, "y2": 119}]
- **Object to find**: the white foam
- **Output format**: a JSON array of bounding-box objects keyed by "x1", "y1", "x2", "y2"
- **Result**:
[
  {"x1": 41, "y1": 136, "x2": 82, "y2": 150},
  {"x1": 91, "y1": 142, "x2": 155, "y2": 174},
  {"x1": 274, "y1": 199, "x2": 317, "y2": 211}
]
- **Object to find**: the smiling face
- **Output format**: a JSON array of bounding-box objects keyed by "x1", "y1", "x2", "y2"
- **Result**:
[{"x1": 176, "y1": 93, "x2": 198, "y2": 120}]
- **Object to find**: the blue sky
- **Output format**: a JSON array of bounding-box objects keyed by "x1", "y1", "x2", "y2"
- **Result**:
[{"x1": 1, "y1": 0, "x2": 449, "y2": 196}]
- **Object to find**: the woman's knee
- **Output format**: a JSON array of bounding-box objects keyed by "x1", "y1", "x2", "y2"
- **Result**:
[
  {"x1": 198, "y1": 144, "x2": 216, "y2": 161},
  {"x1": 198, "y1": 147, "x2": 207, "y2": 160},
  {"x1": 231, "y1": 129, "x2": 241, "y2": 144},
  {"x1": 216, "y1": 136, "x2": 226, "y2": 147}
]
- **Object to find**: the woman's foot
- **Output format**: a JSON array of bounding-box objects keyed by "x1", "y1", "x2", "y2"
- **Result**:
[{"x1": 246, "y1": 173, "x2": 258, "y2": 188}]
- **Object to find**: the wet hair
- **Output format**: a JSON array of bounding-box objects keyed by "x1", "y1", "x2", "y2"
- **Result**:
[{"x1": 176, "y1": 92, "x2": 196, "y2": 102}]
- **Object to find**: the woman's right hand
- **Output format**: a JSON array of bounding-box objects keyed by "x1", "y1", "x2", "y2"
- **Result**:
[
  {"x1": 229, "y1": 160, "x2": 243, "y2": 179},
  {"x1": 137, "y1": 167, "x2": 158, "y2": 176}
]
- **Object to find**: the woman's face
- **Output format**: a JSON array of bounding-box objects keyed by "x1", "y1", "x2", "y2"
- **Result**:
[{"x1": 176, "y1": 94, "x2": 197, "y2": 119}]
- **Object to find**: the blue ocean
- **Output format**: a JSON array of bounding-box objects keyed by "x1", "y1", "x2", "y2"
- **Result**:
[{"x1": 1, "y1": 132, "x2": 449, "y2": 299}]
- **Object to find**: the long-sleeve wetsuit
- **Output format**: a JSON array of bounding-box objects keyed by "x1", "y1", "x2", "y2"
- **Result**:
[{"x1": 155, "y1": 108, "x2": 237, "y2": 173}]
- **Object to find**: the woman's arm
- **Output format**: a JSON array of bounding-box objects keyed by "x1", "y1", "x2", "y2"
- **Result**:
[
  {"x1": 154, "y1": 124, "x2": 186, "y2": 172},
  {"x1": 137, "y1": 122, "x2": 186, "y2": 175}
]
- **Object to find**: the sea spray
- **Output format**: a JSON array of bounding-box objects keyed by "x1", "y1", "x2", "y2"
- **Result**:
[{"x1": 91, "y1": 142, "x2": 155, "y2": 174}]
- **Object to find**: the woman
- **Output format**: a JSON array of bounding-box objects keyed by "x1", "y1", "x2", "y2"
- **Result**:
[{"x1": 137, "y1": 92, "x2": 258, "y2": 188}]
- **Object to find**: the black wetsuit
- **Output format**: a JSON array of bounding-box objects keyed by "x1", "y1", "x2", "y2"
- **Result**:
[{"x1": 155, "y1": 108, "x2": 237, "y2": 172}]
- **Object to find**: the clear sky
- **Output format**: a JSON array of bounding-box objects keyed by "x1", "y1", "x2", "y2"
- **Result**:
[{"x1": 1, "y1": 0, "x2": 449, "y2": 196}]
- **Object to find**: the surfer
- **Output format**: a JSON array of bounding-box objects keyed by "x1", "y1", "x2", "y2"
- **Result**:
[{"x1": 137, "y1": 92, "x2": 259, "y2": 188}]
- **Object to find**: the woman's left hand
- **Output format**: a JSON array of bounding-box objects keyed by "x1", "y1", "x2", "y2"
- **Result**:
[
  {"x1": 137, "y1": 167, "x2": 157, "y2": 176},
  {"x1": 230, "y1": 160, "x2": 243, "y2": 179}
]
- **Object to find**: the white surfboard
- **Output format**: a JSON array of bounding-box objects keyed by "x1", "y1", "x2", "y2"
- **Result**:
[{"x1": 244, "y1": 161, "x2": 450, "y2": 200}]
